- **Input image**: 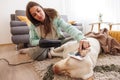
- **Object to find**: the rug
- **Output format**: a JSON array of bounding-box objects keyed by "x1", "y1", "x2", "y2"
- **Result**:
[{"x1": 32, "y1": 54, "x2": 120, "y2": 80}]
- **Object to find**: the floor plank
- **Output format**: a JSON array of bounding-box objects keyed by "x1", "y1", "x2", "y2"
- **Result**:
[{"x1": 0, "y1": 44, "x2": 39, "y2": 80}]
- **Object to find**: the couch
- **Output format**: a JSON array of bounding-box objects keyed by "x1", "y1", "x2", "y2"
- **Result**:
[
  {"x1": 10, "y1": 10, "x2": 30, "y2": 50},
  {"x1": 10, "y1": 10, "x2": 83, "y2": 50}
]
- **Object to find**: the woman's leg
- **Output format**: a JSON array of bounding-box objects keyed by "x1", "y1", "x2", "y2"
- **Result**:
[{"x1": 19, "y1": 46, "x2": 49, "y2": 61}]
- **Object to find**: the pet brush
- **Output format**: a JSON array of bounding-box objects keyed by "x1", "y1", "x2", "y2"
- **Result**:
[{"x1": 68, "y1": 52, "x2": 84, "y2": 61}]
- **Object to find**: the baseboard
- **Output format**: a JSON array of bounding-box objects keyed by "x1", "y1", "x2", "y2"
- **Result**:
[{"x1": 0, "y1": 43, "x2": 15, "y2": 46}]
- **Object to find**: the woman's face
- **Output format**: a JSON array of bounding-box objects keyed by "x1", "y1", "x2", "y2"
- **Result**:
[{"x1": 30, "y1": 6, "x2": 45, "y2": 22}]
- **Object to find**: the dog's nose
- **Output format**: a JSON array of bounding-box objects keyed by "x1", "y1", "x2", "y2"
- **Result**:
[{"x1": 52, "y1": 65, "x2": 60, "y2": 74}]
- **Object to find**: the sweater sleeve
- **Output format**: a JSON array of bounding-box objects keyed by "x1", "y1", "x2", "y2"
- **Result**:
[
  {"x1": 29, "y1": 24, "x2": 40, "y2": 46},
  {"x1": 57, "y1": 17, "x2": 85, "y2": 41}
]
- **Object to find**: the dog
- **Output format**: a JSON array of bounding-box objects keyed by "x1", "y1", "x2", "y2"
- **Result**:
[
  {"x1": 51, "y1": 37, "x2": 100, "y2": 80},
  {"x1": 18, "y1": 37, "x2": 100, "y2": 80}
]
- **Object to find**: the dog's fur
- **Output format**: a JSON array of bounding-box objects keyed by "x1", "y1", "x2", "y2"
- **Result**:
[{"x1": 51, "y1": 38, "x2": 100, "y2": 80}]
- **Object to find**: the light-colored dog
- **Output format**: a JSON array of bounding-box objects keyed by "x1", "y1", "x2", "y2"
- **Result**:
[{"x1": 51, "y1": 38, "x2": 100, "y2": 80}]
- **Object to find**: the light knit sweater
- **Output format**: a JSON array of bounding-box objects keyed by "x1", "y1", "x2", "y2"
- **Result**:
[{"x1": 29, "y1": 17, "x2": 85, "y2": 46}]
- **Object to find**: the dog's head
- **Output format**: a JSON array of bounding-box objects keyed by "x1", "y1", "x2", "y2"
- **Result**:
[{"x1": 52, "y1": 56, "x2": 91, "y2": 79}]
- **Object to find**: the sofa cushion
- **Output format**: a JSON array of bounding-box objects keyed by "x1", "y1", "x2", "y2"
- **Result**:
[
  {"x1": 11, "y1": 26, "x2": 29, "y2": 35},
  {"x1": 10, "y1": 21, "x2": 27, "y2": 27},
  {"x1": 12, "y1": 34, "x2": 29, "y2": 44}
]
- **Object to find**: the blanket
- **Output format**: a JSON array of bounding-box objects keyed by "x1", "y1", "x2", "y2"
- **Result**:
[{"x1": 85, "y1": 28, "x2": 120, "y2": 55}]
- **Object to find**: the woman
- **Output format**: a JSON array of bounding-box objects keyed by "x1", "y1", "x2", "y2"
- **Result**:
[{"x1": 20, "y1": 1, "x2": 90, "y2": 61}]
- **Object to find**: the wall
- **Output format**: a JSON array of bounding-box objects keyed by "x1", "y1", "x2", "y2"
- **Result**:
[
  {"x1": 64, "y1": 0, "x2": 120, "y2": 33},
  {"x1": 0, "y1": 0, "x2": 65, "y2": 44}
]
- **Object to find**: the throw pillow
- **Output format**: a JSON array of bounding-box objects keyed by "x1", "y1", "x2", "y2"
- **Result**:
[
  {"x1": 68, "y1": 21, "x2": 76, "y2": 25},
  {"x1": 17, "y1": 16, "x2": 31, "y2": 26}
]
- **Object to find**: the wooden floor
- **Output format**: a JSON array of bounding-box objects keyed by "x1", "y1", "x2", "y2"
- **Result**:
[{"x1": 0, "y1": 44, "x2": 39, "y2": 80}]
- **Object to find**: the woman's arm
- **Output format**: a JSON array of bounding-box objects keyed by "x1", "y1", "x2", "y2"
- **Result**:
[
  {"x1": 56, "y1": 17, "x2": 90, "y2": 54},
  {"x1": 29, "y1": 24, "x2": 40, "y2": 46},
  {"x1": 56, "y1": 17, "x2": 85, "y2": 42}
]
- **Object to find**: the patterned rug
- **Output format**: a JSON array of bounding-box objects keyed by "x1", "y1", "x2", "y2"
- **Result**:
[{"x1": 32, "y1": 54, "x2": 120, "y2": 80}]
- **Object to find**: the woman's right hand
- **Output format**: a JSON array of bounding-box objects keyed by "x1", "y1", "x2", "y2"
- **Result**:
[{"x1": 78, "y1": 39, "x2": 90, "y2": 57}]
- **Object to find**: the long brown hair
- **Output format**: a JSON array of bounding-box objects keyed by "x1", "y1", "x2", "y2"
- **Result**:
[{"x1": 26, "y1": 1, "x2": 58, "y2": 37}]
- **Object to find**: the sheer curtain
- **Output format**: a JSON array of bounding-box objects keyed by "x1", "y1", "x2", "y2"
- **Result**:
[{"x1": 65, "y1": 0, "x2": 120, "y2": 32}]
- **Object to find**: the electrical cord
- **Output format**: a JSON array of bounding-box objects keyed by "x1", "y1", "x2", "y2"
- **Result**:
[
  {"x1": 0, "y1": 48, "x2": 49, "y2": 66},
  {"x1": 0, "y1": 58, "x2": 34, "y2": 66}
]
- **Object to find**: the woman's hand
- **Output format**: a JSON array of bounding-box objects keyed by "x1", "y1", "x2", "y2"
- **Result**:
[{"x1": 78, "y1": 39, "x2": 90, "y2": 57}]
